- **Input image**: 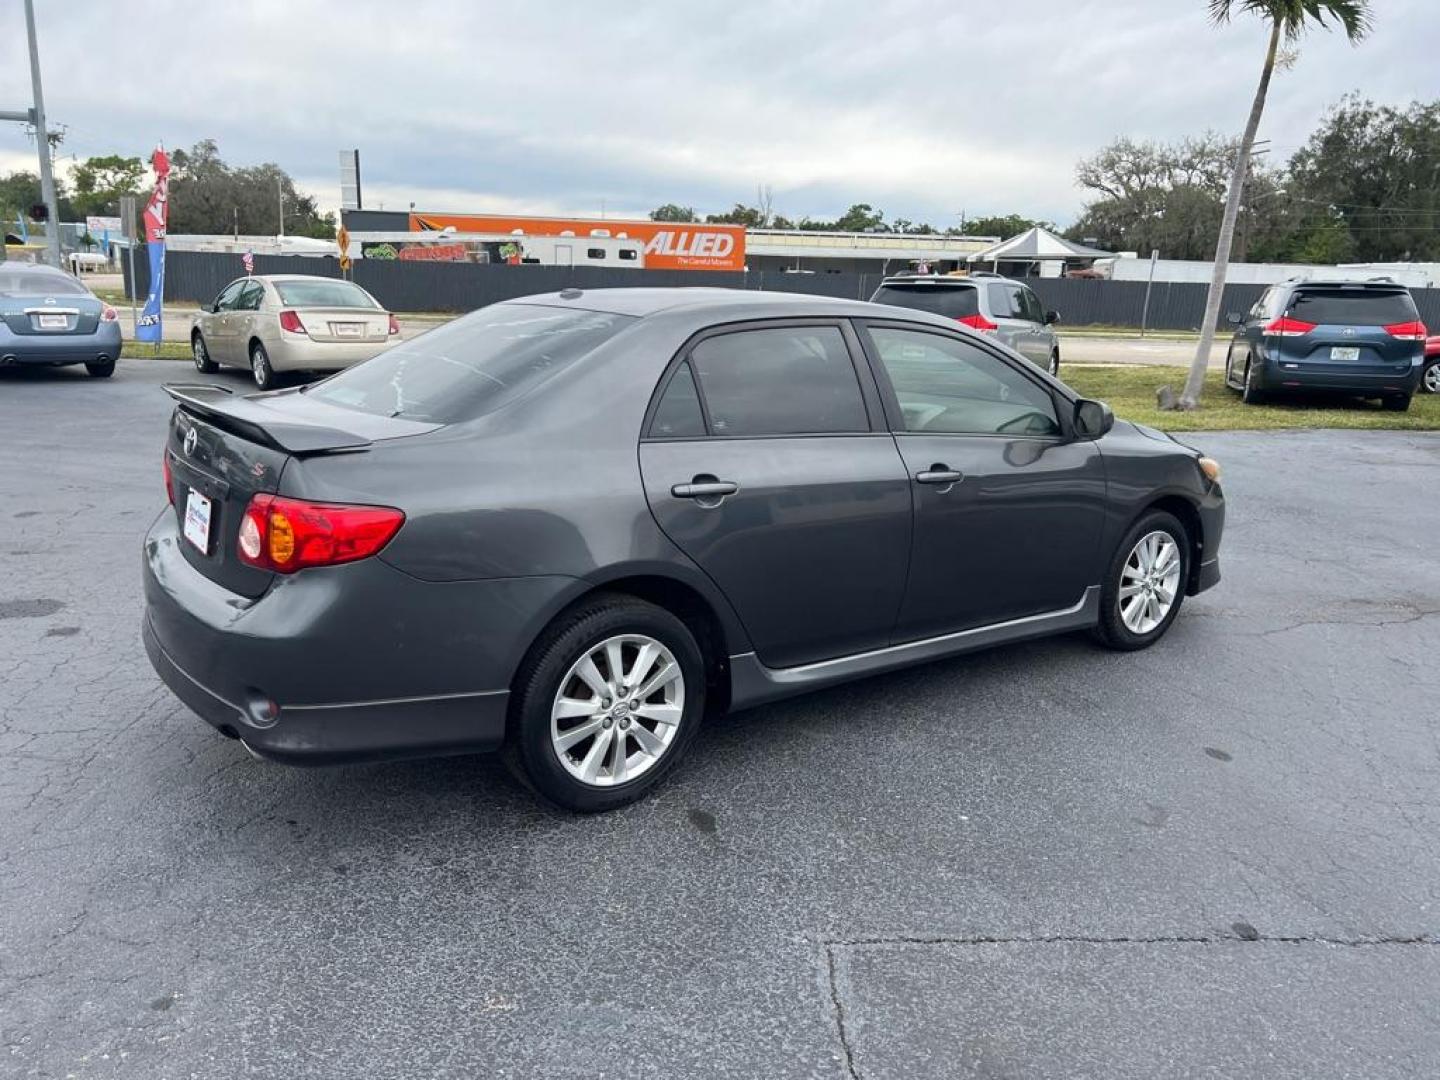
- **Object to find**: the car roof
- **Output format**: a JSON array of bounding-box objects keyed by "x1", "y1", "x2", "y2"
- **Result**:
[
  {"x1": 2, "y1": 262, "x2": 71, "y2": 275},
  {"x1": 255, "y1": 274, "x2": 363, "y2": 284},
  {"x1": 504, "y1": 287, "x2": 872, "y2": 318},
  {"x1": 1281, "y1": 278, "x2": 1410, "y2": 292},
  {"x1": 874, "y1": 275, "x2": 1001, "y2": 288}
]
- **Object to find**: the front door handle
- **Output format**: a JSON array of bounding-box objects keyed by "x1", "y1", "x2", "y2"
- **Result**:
[
  {"x1": 672, "y1": 477, "x2": 739, "y2": 500},
  {"x1": 915, "y1": 466, "x2": 964, "y2": 485}
]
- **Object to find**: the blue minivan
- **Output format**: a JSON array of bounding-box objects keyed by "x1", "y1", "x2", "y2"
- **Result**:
[{"x1": 1224, "y1": 279, "x2": 1427, "y2": 410}]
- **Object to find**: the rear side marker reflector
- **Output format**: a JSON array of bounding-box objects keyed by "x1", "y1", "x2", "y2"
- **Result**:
[{"x1": 237, "y1": 494, "x2": 404, "y2": 573}]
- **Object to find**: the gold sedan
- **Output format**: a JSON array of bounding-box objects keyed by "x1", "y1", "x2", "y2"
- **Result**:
[{"x1": 190, "y1": 274, "x2": 400, "y2": 389}]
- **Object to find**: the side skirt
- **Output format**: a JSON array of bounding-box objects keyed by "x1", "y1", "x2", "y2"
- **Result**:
[{"x1": 728, "y1": 586, "x2": 1101, "y2": 710}]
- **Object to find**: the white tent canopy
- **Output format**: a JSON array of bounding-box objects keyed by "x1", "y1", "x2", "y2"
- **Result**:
[{"x1": 967, "y1": 226, "x2": 1112, "y2": 264}]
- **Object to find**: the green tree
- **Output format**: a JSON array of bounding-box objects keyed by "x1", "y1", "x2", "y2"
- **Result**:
[
  {"x1": 959, "y1": 214, "x2": 1052, "y2": 239},
  {"x1": 1280, "y1": 95, "x2": 1440, "y2": 262},
  {"x1": 70, "y1": 154, "x2": 144, "y2": 218},
  {"x1": 165, "y1": 139, "x2": 334, "y2": 238},
  {"x1": 705, "y1": 203, "x2": 768, "y2": 227},
  {"x1": 0, "y1": 170, "x2": 75, "y2": 225},
  {"x1": 1176, "y1": 0, "x2": 1373, "y2": 411},
  {"x1": 649, "y1": 203, "x2": 698, "y2": 222},
  {"x1": 833, "y1": 203, "x2": 886, "y2": 231}
]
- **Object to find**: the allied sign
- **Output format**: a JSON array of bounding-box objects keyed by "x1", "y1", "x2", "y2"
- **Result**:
[{"x1": 409, "y1": 213, "x2": 746, "y2": 272}]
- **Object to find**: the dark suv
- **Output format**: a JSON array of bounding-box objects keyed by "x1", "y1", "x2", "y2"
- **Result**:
[
  {"x1": 871, "y1": 274, "x2": 1062, "y2": 375},
  {"x1": 1224, "y1": 279, "x2": 1427, "y2": 410}
]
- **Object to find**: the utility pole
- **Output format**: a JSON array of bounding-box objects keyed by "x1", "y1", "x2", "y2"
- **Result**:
[{"x1": 23, "y1": 0, "x2": 62, "y2": 268}]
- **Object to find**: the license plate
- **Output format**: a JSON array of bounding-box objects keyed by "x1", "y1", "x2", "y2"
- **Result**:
[
  {"x1": 1330, "y1": 346, "x2": 1360, "y2": 361},
  {"x1": 183, "y1": 489, "x2": 213, "y2": 553},
  {"x1": 37, "y1": 313, "x2": 68, "y2": 330},
  {"x1": 332, "y1": 322, "x2": 363, "y2": 337}
]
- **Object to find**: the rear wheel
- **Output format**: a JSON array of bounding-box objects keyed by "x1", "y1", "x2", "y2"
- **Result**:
[
  {"x1": 1224, "y1": 348, "x2": 1242, "y2": 394},
  {"x1": 1382, "y1": 393, "x2": 1412, "y2": 412},
  {"x1": 1241, "y1": 359, "x2": 1265, "y2": 405},
  {"x1": 1047, "y1": 349, "x2": 1060, "y2": 377},
  {"x1": 1095, "y1": 511, "x2": 1190, "y2": 651},
  {"x1": 84, "y1": 357, "x2": 115, "y2": 378},
  {"x1": 250, "y1": 341, "x2": 277, "y2": 391},
  {"x1": 1420, "y1": 358, "x2": 1439, "y2": 395},
  {"x1": 506, "y1": 595, "x2": 705, "y2": 812},
  {"x1": 192, "y1": 332, "x2": 217, "y2": 374}
]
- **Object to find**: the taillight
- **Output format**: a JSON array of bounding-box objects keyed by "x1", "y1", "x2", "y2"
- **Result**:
[
  {"x1": 236, "y1": 494, "x2": 404, "y2": 573},
  {"x1": 101, "y1": 305, "x2": 119, "y2": 322},
  {"x1": 1263, "y1": 317, "x2": 1316, "y2": 337},
  {"x1": 278, "y1": 309, "x2": 307, "y2": 334},
  {"x1": 388, "y1": 313, "x2": 400, "y2": 335},
  {"x1": 958, "y1": 313, "x2": 999, "y2": 333},
  {"x1": 163, "y1": 449, "x2": 174, "y2": 505},
  {"x1": 1384, "y1": 320, "x2": 1427, "y2": 341}
]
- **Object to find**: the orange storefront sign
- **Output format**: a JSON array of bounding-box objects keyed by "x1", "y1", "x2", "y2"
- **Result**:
[{"x1": 410, "y1": 213, "x2": 746, "y2": 272}]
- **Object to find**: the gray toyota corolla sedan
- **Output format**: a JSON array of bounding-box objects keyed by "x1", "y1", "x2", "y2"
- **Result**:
[{"x1": 144, "y1": 288, "x2": 1224, "y2": 811}]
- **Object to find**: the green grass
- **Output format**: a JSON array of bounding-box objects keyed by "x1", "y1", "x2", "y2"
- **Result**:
[
  {"x1": 120, "y1": 341, "x2": 191, "y2": 361},
  {"x1": 1064, "y1": 364, "x2": 1440, "y2": 432}
]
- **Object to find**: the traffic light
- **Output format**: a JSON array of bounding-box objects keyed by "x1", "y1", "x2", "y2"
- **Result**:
[{"x1": 28, "y1": 203, "x2": 48, "y2": 223}]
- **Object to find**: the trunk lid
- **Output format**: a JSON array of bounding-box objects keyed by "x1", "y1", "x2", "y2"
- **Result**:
[
  {"x1": 1, "y1": 296, "x2": 102, "y2": 336},
  {"x1": 162, "y1": 384, "x2": 437, "y2": 598},
  {"x1": 291, "y1": 307, "x2": 391, "y2": 344}
]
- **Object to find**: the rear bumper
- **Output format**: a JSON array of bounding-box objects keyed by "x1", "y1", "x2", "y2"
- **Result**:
[
  {"x1": 1256, "y1": 354, "x2": 1420, "y2": 395},
  {"x1": 269, "y1": 335, "x2": 396, "y2": 372},
  {"x1": 141, "y1": 511, "x2": 576, "y2": 765},
  {"x1": 0, "y1": 322, "x2": 122, "y2": 366}
]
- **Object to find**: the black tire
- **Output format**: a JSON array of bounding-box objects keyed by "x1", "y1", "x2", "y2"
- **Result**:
[
  {"x1": 1094, "y1": 510, "x2": 1191, "y2": 652},
  {"x1": 1421, "y1": 358, "x2": 1440, "y2": 396},
  {"x1": 84, "y1": 357, "x2": 115, "y2": 378},
  {"x1": 1048, "y1": 349, "x2": 1061, "y2": 377},
  {"x1": 505, "y1": 594, "x2": 706, "y2": 812},
  {"x1": 250, "y1": 341, "x2": 277, "y2": 390},
  {"x1": 1382, "y1": 394, "x2": 1412, "y2": 412},
  {"x1": 1224, "y1": 348, "x2": 1242, "y2": 395},
  {"x1": 1240, "y1": 358, "x2": 1265, "y2": 405},
  {"x1": 192, "y1": 332, "x2": 217, "y2": 374}
]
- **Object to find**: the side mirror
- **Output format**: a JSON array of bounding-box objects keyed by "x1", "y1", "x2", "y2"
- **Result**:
[
  {"x1": 1074, "y1": 398, "x2": 1115, "y2": 440},
  {"x1": 1045, "y1": 310, "x2": 1061, "y2": 326},
  {"x1": 1225, "y1": 312, "x2": 1243, "y2": 325}
]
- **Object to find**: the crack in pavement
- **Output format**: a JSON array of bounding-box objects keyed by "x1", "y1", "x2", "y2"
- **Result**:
[{"x1": 821, "y1": 931, "x2": 1440, "y2": 1080}]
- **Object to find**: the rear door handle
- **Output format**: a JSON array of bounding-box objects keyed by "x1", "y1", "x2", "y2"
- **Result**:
[
  {"x1": 915, "y1": 467, "x2": 964, "y2": 485},
  {"x1": 672, "y1": 479, "x2": 739, "y2": 499}
]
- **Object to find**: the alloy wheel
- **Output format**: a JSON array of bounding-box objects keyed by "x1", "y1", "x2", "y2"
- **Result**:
[
  {"x1": 1424, "y1": 362, "x2": 1440, "y2": 395},
  {"x1": 1119, "y1": 530, "x2": 1182, "y2": 635},
  {"x1": 550, "y1": 633, "x2": 684, "y2": 787},
  {"x1": 252, "y1": 346, "x2": 271, "y2": 388},
  {"x1": 193, "y1": 337, "x2": 209, "y2": 371}
]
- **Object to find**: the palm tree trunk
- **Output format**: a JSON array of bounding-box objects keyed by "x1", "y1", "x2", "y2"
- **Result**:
[{"x1": 1177, "y1": 19, "x2": 1282, "y2": 410}]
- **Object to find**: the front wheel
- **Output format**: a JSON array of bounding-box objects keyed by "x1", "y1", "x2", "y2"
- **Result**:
[
  {"x1": 1094, "y1": 511, "x2": 1190, "y2": 651},
  {"x1": 1047, "y1": 349, "x2": 1060, "y2": 377},
  {"x1": 250, "y1": 342, "x2": 277, "y2": 391},
  {"x1": 506, "y1": 595, "x2": 706, "y2": 812}
]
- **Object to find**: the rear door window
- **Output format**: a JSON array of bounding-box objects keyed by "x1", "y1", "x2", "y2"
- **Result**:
[
  {"x1": 987, "y1": 283, "x2": 1025, "y2": 320},
  {"x1": 236, "y1": 281, "x2": 265, "y2": 311},
  {"x1": 687, "y1": 325, "x2": 868, "y2": 436},
  {"x1": 649, "y1": 361, "x2": 707, "y2": 438},
  {"x1": 1288, "y1": 289, "x2": 1418, "y2": 326},
  {"x1": 306, "y1": 302, "x2": 633, "y2": 422},
  {"x1": 872, "y1": 284, "x2": 979, "y2": 320}
]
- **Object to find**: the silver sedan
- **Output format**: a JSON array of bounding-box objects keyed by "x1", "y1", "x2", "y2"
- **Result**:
[{"x1": 190, "y1": 274, "x2": 399, "y2": 389}]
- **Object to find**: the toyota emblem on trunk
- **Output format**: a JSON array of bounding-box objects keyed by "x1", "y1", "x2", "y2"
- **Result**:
[{"x1": 183, "y1": 428, "x2": 198, "y2": 455}]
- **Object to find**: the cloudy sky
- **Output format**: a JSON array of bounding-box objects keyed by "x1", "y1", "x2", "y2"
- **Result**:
[{"x1": 2, "y1": 0, "x2": 1436, "y2": 228}]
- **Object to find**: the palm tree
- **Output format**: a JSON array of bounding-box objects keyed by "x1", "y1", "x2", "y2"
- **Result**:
[{"x1": 1174, "y1": 0, "x2": 1373, "y2": 411}]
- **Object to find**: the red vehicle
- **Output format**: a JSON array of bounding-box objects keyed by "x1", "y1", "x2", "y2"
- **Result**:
[{"x1": 1424, "y1": 334, "x2": 1440, "y2": 394}]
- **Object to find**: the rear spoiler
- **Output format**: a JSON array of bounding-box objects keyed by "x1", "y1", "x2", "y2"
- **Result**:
[{"x1": 162, "y1": 383, "x2": 372, "y2": 455}]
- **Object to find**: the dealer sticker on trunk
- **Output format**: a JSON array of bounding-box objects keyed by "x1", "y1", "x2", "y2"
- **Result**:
[{"x1": 183, "y1": 489, "x2": 213, "y2": 553}]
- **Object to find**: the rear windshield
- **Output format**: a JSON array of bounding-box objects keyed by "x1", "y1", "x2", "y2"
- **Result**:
[
  {"x1": 1289, "y1": 288, "x2": 1417, "y2": 326},
  {"x1": 872, "y1": 284, "x2": 979, "y2": 320},
  {"x1": 0, "y1": 271, "x2": 89, "y2": 297},
  {"x1": 306, "y1": 303, "x2": 633, "y2": 422},
  {"x1": 273, "y1": 280, "x2": 379, "y2": 309}
]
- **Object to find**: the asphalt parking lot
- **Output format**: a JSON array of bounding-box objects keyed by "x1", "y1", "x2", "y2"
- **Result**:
[{"x1": 4, "y1": 361, "x2": 1440, "y2": 1079}]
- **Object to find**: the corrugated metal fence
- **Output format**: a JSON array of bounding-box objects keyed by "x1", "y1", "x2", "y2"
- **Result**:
[{"x1": 125, "y1": 252, "x2": 1440, "y2": 332}]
